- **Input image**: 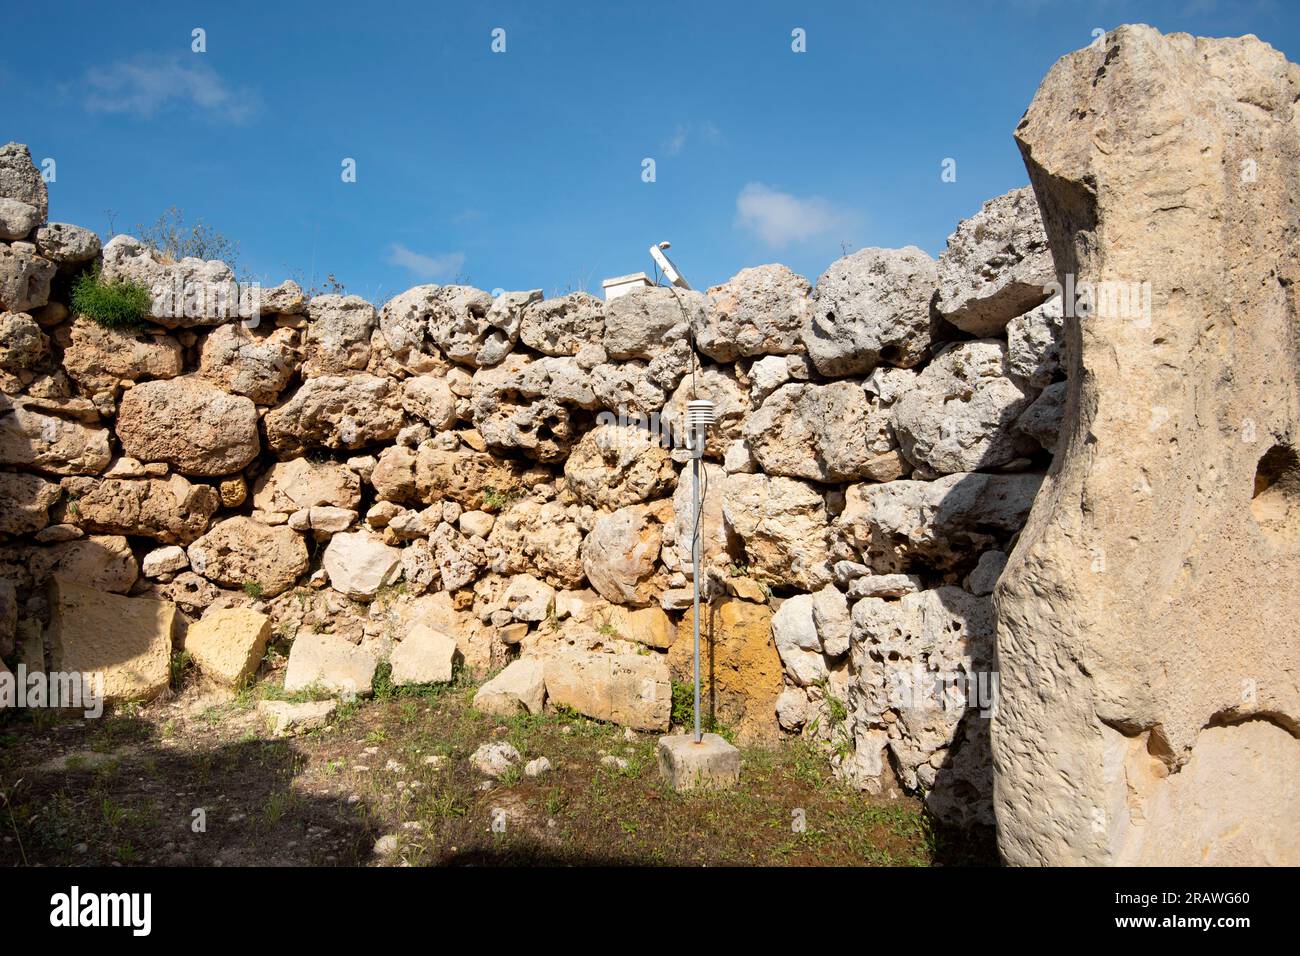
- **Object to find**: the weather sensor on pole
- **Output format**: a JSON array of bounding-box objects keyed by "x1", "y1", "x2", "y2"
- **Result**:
[
  {"x1": 653, "y1": 245, "x2": 741, "y2": 792},
  {"x1": 685, "y1": 397, "x2": 714, "y2": 745}
]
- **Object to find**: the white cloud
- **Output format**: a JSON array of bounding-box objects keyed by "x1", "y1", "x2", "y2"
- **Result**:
[
  {"x1": 83, "y1": 55, "x2": 260, "y2": 124},
  {"x1": 388, "y1": 244, "x2": 466, "y2": 282},
  {"x1": 734, "y1": 182, "x2": 847, "y2": 247},
  {"x1": 663, "y1": 121, "x2": 722, "y2": 157},
  {"x1": 664, "y1": 125, "x2": 689, "y2": 156}
]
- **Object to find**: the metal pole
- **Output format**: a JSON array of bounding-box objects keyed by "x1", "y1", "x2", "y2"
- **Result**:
[{"x1": 692, "y1": 450, "x2": 702, "y2": 744}]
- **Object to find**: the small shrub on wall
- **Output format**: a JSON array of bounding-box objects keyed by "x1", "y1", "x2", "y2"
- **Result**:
[{"x1": 70, "y1": 266, "x2": 152, "y2": 329}]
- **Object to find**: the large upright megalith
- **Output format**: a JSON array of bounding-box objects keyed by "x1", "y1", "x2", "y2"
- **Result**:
[{"x1": 994, "y1": 24, "x2": 1300, "y2": 865}]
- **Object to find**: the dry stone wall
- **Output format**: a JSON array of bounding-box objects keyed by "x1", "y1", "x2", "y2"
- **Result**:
[{"x1": 0, "y1": 140, "x2": 1065, "y2": 827}]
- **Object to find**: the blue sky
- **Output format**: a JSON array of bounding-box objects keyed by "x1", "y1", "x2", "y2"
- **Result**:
[{"x1": 5, "y1": 0, "x2": 1297, "y2": 301}]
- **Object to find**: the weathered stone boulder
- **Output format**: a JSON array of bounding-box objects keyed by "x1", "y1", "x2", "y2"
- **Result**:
[
  {"x1": 322, "y1": 531, "x2": 402, "y2": 600},
  {"x1": 810, "y1": 584, "x2": 852, "y2": 657},
  {"x1": 771, "y1": 593, "x2": 829, "y2": 686},
  {"x1": 470, "y1": 741, "x2": 520, "y2": 777},
  {"x1": 603, "y1": 286, "x2": 702, "y2": 360},
  {"x1": 720, "y1": 473, "x2": 832, "y2": 590},
  {"x1": 0, "y1": 311, "x2": 48, "y2": 374},
  {"x1": 217, "y1": 474, "x2": 251, "y2": 508},
  {"x1": 0, "y1": 472, "x2": 60, "y2": 534},
  {"x1": 501, "y1": 573, "x2": 554, "y2": 622},
  {"x1": 141, "y1": 545, "x2": 188, "y2": 578},
  {"x1": 472, "y1": 657, "x2": 547, "y2": 717},
  {"x1": 260, "y1": 279, "x2": 307, "y2": 316},
  {"x1": 696, "y1": 264, "x2": 809, "y2": 361},
  {"x1": 117, "y1": 378, "x2": 260, "y2": 476},
  {"x1": 470, "y1": 353, "x2": 598, "y2": 462},
  {"x1": 588, "y1": 359, "x2": 671, "y2": 416},
  {"x1": 994, "y1": 24, "x2": 1300, "y2": 866},
  {"x1": 298, "y1": 505, "x2": 355, "y2": 535},
  {"x1": 187, "y1": 517, "x2": 308, "y2": 597},
  {"x1": 60, "y1": 317, "x2": 183, "y2": 397},
  {"x1": 458, "y1": 509, "x2": 494, "y2": 539},
  {"x1": 668, "y1": 461, "x2": 730, "y2": 573},
  {"x1": 33, "y1": 223, "x2": 100, "y2": 264},
  {"x1": 966, "y1": 550, "x2": 1008, "y2": 596},
  {"x1": 563, "y1": 423, "x2": 675, "y2": 509},
  {"x1": 47, "y1": 577, "x2": 174, "y2": 703},
  {"x1": 284, "y1": 632, "x2": 379, "y2": 697},
  {"x1": 838, "y1": 472, "x2": 1042, "y2": 574},
  {"x1": 746, "y1": 353, "x2": 812, "y2": 405},
  {"x1": 744, "y1": 381, "x2": 904, "y2": 483},
  {"x1": 802, "y1": 246, "x2": 936, "y2": 376},
  {"x1": 389, "y1": 622, "x2": 457, "y2": 685},
  {"x1": 543, "y1": 648, "x2": 671, "y2": 731},
  {"x1": 0, "y1": 201, "x2": 36, "y2": 244},
  {"x1": 184, "y1": 606, "x2": 271, "y2": 686},
  {"x1": 1014, "y1": 380, "x2": 1066, "y2": 452},
  {"x1": 302, "y1": 294, "x2": 375, "y2": 376},
  {"x1": 100, "y1": 235, "x2": 244, "y2": 328},
  {"x1": 845, "y1": 573, "x2": 924, "y2": 601},
  {"x1": 581, "y1": 500, "x2": 671, "y2": 606},
  {"x1": 61, "y1": 474, "x2": 219, "y2": 545},
  {"x1": 258, "y1": 699, "x2": 337, "y2": 737},
  {"x1": 154, "y1": 570, "x2": 218, "y2": 609},
  {"x1": 411, "y1": 442, "x2": 542, "y2": 511},
  {"x1": 1006, "y1": 295, "x2": 1064, "y2": 388},
  {"x1": 0, "y1": 200, "x2": 39, "y2": 241},
  {"x1": 848, "y1": 587, "x2": 995, "y2": 827},
  {"x1": 666, "y1": 597, "x2": 783, "y2": 742},
  {"x1": 520, "y1": 292, "x2": 605, "y2": 356},
  {"x1": 388, "y1": 590, "x2": 503, "y2": 675},
  {"x1": 252, "y1": 457, "x2": 362, "y2": 515},
  {"x1": 26, "y1": 535, "x2": 138, "y2": 593},
  {"x1": 196, "y1": 322, "x2": 297, "y2": 404},
  {"x1": 486, "y1": 498, "x2": 587, "y2": 589},
  {"x1": 377, "y1": 285, "x2": 454, "y2": 373},
  {"x1": 368, "y1": 445, "x2": 418, "y2": 504},
  {"x1": 776, "y1": 686, "x2": 811, "y2": 732},
  {"x1": 597, "y1": 603, "x2": 675, "y2": 650},
  {"x1": 401, "y1": 375, "x2": 457, "y2": 431},
  {"x1": 0, "y1": 395, "x2": 111, "y2": 475},
  {"x1": 892, "y1": 340, "x2": 1039, "y2": 475},
  {"x1": 380, "y1": 284, "x2": 530, "y2": 370},
  {"x1": 264, "y1": 374, "x2": 403, "y2": 457},
  {"x1": 0, "y1": 143, "x2": 47, "y2": 222},
  {"x1": 33, "y1": 525, "x2": 85, "y2": 543},
  {"x1": 425, "y1": 521, "x2": 488, "y2": 591},
  {"x1": 935, "y1": 186, "x2": 1054, "y2": 336},
  {"x1": 0, "y1": 243, "x2": 54, "y2": 312}
]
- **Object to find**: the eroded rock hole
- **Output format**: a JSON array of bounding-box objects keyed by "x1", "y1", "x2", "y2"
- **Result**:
[{"x1": 1251, "y1": 444, "x2": 1300, "y2": 545}]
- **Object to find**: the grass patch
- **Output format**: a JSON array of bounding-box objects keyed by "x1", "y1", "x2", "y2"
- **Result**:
[
  {"x1": 670, "y1": 680, "x2": 732, "y2": 740},
  {"x1": 169, "y1": 650, "x2": 195, "y2": 691},
  {"x1": 372, "y1": 660, "x2": 464, "y2": 702},
  {"x1": 69, "y1": 266, "x2": 152, "y2": 330},
  {"x1": 480, "y1": 486, "x2": 520, "y2": 511}
]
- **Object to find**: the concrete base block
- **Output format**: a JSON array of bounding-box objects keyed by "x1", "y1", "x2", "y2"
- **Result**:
[{"x1": 657, "y1": 733, "x2": 741, "y2": 792}]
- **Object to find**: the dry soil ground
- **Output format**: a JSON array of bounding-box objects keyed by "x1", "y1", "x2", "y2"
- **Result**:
[{"x1": 0, "y1": 667, "x2": 996, "y2": 867}]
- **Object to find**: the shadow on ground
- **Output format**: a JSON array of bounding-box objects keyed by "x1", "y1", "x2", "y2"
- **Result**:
[{"x1": 0, "y1": 710, "x2": 381, "y2": 866}]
